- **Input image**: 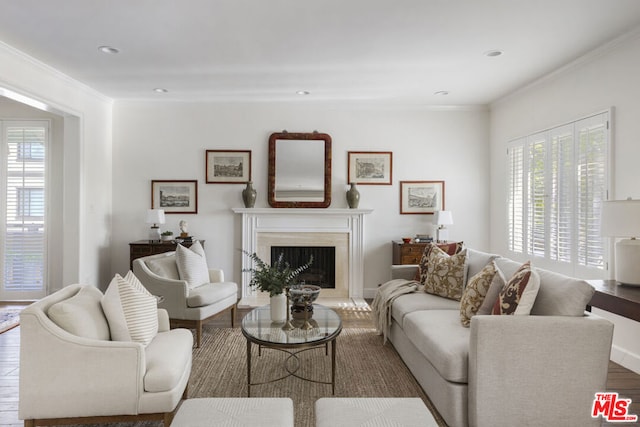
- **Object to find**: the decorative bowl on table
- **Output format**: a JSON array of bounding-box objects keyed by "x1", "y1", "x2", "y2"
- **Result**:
[{"x1": 288, "y1": 284, "x2": 321, "y2": 318}]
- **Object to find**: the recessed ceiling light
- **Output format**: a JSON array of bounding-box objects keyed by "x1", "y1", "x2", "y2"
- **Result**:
[
  {"x1": 153, "y1": 88, "x2": 168, "y2": 93},
  {"x1": 98, "y1": 45, "x2": 120, "y2": 54},
  {"x1": 296, "y1": 90, "x2": 310, "y2": 95},
  {"x1": 484, "y1": 49, "x2": 503, "y2": 57},
  {"x1": 434, "y1": 90, "x2": 449, "y2": 96}
]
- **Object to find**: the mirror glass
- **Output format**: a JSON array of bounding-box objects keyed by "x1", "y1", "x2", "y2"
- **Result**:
[{"x1": 268, "y1": 132, "x2": 331, "y2": 208}]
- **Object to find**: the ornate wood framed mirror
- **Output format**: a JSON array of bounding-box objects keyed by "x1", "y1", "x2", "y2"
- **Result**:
[{"x1": 268, "y1": 131, "x2": 332, "y2": 208}]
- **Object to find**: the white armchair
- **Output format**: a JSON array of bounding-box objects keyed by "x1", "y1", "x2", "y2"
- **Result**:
[
  {"x1": 19, "y1": 284, "x2": 192, "y2": 426},
  {"x1": 133, "y1": 251, "x2": 238, "y2": 347}
]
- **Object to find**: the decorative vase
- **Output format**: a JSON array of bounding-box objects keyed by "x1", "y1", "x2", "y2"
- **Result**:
[
  {"x1": 269, "y1": 293, "x2": 287, "y2": 323},
  {"x1": 242, "y1": 181, "x2": 257, "y2": 208},
  {"x1": 346, "y1": 182, "x2": 360, "y2": 209}
]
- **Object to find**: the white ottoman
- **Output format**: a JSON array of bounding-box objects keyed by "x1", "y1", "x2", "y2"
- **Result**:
[
  {"x1": 315, "y1": 397, "x2": 438, "y2": 427},
  {"x1": 172, "y1": 398, "x2": 294, "y2": 427}
]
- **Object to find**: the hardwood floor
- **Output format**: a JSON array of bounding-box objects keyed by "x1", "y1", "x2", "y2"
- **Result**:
[{"x1": 2, "y1": 304, "x2": 640, "y2": 426}]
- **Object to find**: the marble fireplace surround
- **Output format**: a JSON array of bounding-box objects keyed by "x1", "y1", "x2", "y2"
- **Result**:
[{"x1": 233, "y1": 208, "x2": 372, "y2": 306}]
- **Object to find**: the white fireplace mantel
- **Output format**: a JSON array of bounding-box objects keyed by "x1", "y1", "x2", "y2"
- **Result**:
[{"x1": 232, "y1": 208, "x2": 372, "y2": 303}]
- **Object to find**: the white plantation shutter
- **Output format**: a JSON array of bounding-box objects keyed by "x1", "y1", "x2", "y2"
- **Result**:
[
  {"x1": 576, "y1": 114, "x2": 608, "y2": 269},
  {"x1": 507, "y1": 112, "x2": 609, "y2": 275},
  {"x1": 528, "y1": 133, "x2": 547, "y2": 257},
  {"x1": 549, "y1": 125, "x2": 573, "y2": 263},
  {"x1": 1, "y1": 121, "x2": 48, "y2": 296},
  {"x1": 507, "y1": 143, "x2": 525, "y2": 253}
]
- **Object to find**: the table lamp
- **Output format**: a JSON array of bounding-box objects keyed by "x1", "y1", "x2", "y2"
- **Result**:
[
  {"x1": 601, "y1": 199, "x2": 640, "y2": 285},
  {"x1": 146, "y1": 209, "x2": 165, "y2": 242},
  {"x1": 435, "y1": 210, "x2": 453, "y2": 243}
]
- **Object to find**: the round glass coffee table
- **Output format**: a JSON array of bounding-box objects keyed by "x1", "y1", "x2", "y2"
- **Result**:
[{"x1": 241, "y1": 304, "x2": 342, "y2": 396}]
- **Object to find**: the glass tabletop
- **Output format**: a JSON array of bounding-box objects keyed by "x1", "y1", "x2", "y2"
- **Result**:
[{"x1": 241, "y1": 304, "x2": 342, "y2": 347}]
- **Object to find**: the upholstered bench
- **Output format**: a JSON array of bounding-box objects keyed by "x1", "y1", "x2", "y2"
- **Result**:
[
  {"x1": 315, "y1": 398, "x2": 437, "y2": 427},
  {"x1": 171, "y1": 398, "x2": 294, "y2": 427}
]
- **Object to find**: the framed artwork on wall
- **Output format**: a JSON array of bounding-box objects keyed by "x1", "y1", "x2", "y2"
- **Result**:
[
  {"x1": 151, "y1": 180, "x2": 198, "y2": 214},
  {"x1": 399, "y1": 180, "x2": 444, "y2": 214},
  {"x1": 347, "y1": 151, "x2": 392, "y2": 185},
  {"x1": 206, "y1": 150, "x2": 251, "y2": 183}
]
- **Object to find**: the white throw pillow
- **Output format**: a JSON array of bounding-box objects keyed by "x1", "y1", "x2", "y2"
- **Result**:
[
  {"x1": 48, "y1": 286, "x2": 111, "y2": 340},
  {"x1": 101, "y1": 272, "x2": 158, "y2": 345},
  {"x1": 175, "y1": 241, "x2": 210, "y2": 289}
]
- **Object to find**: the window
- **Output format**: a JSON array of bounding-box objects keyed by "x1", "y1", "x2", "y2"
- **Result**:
[
  {"x1": 507, "y1": 112, "x2": 609, "y2": 275},
  {"x1": 1, "y1": 121, "x2": 48, "y2": 295}
]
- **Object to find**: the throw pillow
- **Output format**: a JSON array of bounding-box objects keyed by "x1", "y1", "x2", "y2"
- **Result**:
[
  {"x1": 459, "y1": 260, "x2": 497, "y2": 327},
  {"x1": 417, "y1": 241, "x2": 464, "y2": 283},
  {"x1": 101, "y1": 272, "x2": 158, "y2": 345},
  {"x1": 423, "y1": 246, "x2": 468, "y2": 301},
  {"x1": 477, "y1": 267, "x2": 506, "y2": 315},
  {"x1": 175, "y1": 241, "x2": 210, "y2": 289},
  {"x1": 48, "y1": 286, "x2": 111, "y2": 340},
  {"x1": 492, "y1": 261, "x2": 541, "y2": 315}
]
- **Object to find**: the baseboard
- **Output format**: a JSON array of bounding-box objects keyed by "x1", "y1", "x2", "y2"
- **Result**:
[{"x1": 610, "y1": 344, "x2": 640, "y2": 375}]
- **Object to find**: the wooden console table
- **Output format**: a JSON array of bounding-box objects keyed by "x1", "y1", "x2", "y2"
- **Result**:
[
  {"x1": 588, "y1": 280, "x2": 640, "y2": 322},
  {"x1": 129, "y1": 240, "x2": 205, "y2": 270},
  {"x1": 392, "y1": 241, "x2": 428, "y2": 265}
]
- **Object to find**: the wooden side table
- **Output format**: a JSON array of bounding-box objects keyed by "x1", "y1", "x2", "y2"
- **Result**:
[
  {"x1": 587, "y1": 279, "x2": 640, "y2": 322},
  {"x1": 392, "y1": 241, "x2": 428, "y2": 265},
  {"x1": 129, "y1": 240, "x2": 205, "y2": 270}
]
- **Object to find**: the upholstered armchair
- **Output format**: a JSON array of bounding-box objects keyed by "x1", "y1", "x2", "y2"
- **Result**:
[
  {"x1": 133, "y1": 244, "x2": 238, "y2": 347},
  {"x1": 19, "y1": 283, "x2": 193, "y2": 426}
]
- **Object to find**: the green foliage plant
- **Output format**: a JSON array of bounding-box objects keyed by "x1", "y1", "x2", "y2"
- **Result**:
[{"x1": 242, "y1": 250, "x2": 313, "y2": 297}]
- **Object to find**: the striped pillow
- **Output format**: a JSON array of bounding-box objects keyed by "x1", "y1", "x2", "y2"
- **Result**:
[
  {"x1": 175, "y1": 241, "x2": 210, "y2": 289},
  {"x1": 101, "y1": 272, "x2": 158, "y2": 345}
]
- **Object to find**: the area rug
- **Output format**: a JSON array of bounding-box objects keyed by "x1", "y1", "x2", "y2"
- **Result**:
[
  {"x1": 65, "y1": 326, "x2": 447, "y2": 427},
  {"x1": 0, "y1": 308, "x2": 20, "y2": 334}
]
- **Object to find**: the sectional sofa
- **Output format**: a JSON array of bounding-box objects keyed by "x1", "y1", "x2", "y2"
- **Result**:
[{"x1": 387, "y1": 247, "x2": 614, "y2": 427}]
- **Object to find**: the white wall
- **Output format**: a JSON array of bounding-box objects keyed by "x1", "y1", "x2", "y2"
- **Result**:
[
  {"x1": 112, "y1": 101, "x2": 490, "y2": 297},
  {"x1": 489, "y1": 30, "x2": 640, "y2": 372},
  {"x1": 0, "y1": 42, "x2": 113, "y2": 290}
]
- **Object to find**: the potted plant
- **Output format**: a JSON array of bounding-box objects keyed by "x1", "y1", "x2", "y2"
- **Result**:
[
  {"x1": 242, "y1": 250, "x2": 313, "y2": 322},
  {"x1": 161, "y1": 231, "x2": 173, "y2": 241}
]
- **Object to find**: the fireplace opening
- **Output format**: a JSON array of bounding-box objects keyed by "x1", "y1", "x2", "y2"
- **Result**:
[{"x1": 271, "y1": 246, "x2": 336, "y2": 289}]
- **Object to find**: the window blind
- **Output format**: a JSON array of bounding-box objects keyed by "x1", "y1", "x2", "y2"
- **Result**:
[
  {"x1": 507, "y1": 112, "x2": 609, "y2": 273},
  {"x1": 507, "y1": 143, "x2": 525, "y2": 253},
  {"x1": 2, "y1": 122, "x2": 48, "y2": 294}
]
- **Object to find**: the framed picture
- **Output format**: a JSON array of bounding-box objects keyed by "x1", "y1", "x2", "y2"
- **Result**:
[
  {"x1": 400, "y1": 180, "x2": 445, "y2": 214},
  {"x1": 347, "y1": 151, "x2": 392, "y2": 185},
  {"x1": 206, "y1": 150, "x2": 251, "y2": 183},
  {"x1": 151, "y1": 180, "x2": 198, "y2": 214}
]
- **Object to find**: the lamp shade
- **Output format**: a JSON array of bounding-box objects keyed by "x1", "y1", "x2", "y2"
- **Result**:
[
  {"x1": 146, "y1": 209, "x2": 166, "y2": 225},
  {"x1": 435, "y1": 210, "x2": 453, "y2": 226},
  {"x1": 600, "y1": 200, "x2": 640, "y2": 237}
]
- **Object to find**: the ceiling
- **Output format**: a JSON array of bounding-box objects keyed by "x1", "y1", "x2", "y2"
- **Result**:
[{"x1": 1, "y1": 0, "x2": 640, "y2": 105}]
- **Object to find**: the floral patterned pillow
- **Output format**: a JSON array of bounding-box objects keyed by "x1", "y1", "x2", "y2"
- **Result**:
[
  {"x1": 423, "y1": 246, "x2": 468, "y2": 301},
  {"x1": 459, "y1": 260, "x2": 497, "y2": 327},
  {"x1": 492, "y1": 261, "x2": 540, "y2": 315},
  {"x1": 417, "y1": 241, "x2": 464, "y2": 283}
]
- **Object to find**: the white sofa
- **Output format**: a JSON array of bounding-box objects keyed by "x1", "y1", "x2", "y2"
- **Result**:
[
  {"x1": 388, "y1": 248, "x2": 614, "y2": 427},
  {"x1": 19, "y1": 284, "x2": 193, "y2": 426}
]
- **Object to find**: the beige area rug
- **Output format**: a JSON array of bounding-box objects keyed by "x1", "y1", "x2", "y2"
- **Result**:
[{"x1": 64, "y1": 316, "x2": 447, "y2": 426}]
